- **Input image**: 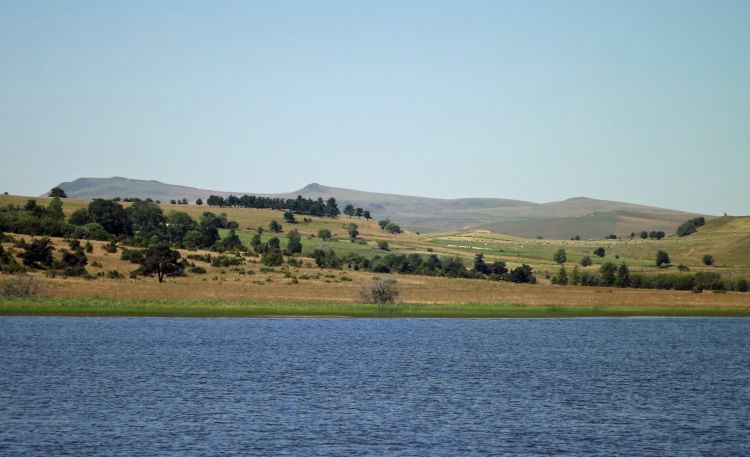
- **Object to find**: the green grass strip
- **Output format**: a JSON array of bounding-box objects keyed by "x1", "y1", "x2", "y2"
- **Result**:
[{"x1": 1, "y1": 297, "x2": 749, "y2": 318}]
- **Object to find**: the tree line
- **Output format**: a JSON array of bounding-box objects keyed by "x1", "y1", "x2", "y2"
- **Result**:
[{"x1": 205, "y1": 194, "x2": 347, "y2": 218}]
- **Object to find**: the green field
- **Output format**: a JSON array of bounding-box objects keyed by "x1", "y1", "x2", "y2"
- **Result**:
[{"x1": 2, "y1": 297, "x2": 749, "y2": 318}]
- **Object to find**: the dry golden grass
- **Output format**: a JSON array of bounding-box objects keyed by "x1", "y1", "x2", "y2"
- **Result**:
[{"x1": 3, "y1": 235, "x2": 749, "y2": 309}]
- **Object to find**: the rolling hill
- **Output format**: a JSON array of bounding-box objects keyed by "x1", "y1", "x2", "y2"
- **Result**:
[{"x1": 49, "y1": 177, "x2": 705, "y2": 239}]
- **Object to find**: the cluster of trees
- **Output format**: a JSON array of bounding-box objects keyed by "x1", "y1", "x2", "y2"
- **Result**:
[
  {"x1": 1, "y1": 237, "x2": 90, "y2": 277},
  {"x1": 676, "y1": 217, "x2": 706, "y2": 237},
  {"x1": 639, "y1": 230, "x2": 666, "y2": 240},
  {"x1": 377, "y1": 219, "x2": 401, "y2": 234},
  {"x1": 206, "y1": 194, "x2": 344, "y2": 218},
  {"x1": 169, "y1": 198, "x2": 190, "y2": 205},
  {"x1": 553, "y1": 262, "x2": 747, "y2": 292},
  {"x1": 309, "y1": 249, "x2": 536, "y2": 283},
  {"x1": 342, "y1": 204, "x2": 371, "y2": 219},
  {"x1": 6, "y1": 198, "x2": 247, "y2": 251}
]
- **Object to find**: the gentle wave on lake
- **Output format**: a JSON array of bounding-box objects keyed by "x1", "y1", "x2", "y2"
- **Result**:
[{"x1": 1, "y1": 317, "x2": 748, "y2": 456}]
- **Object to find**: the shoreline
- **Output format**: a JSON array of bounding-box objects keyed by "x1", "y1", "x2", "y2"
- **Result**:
[{"x1": 1, "y1": 297, "x2": 749, "y2": 318}]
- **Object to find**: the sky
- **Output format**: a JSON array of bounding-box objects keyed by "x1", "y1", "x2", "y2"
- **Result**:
[{"x1": 1, "y1": 1, "x2": 748, "y2": 215}]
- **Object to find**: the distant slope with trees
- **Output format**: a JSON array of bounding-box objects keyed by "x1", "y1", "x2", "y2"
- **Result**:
[{"x1": 48, "y1": 177, "x2": 707, "y2": 239}]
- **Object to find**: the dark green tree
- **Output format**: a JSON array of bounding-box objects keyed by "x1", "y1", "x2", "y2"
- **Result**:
[
  {"x1": 702, "y1": 254, "x2": 714, "y2": 266},
  {"x1": 269, "y1": 220, "x2": 282, "y2": 233},
  {"x1": 69, "y1": 208, "x2": 91, "y2": 225},
  {"x1": 378, "y1": 219, "x2": 391, "y2": 230},
  {"x1": 385, "y1": 222, "x2": 401, "y2": 234},
  {"x1": 195, "y1": 198, "x2": 203, "y2": 205},
  {"x1": 473, "y1": 253, "x2": 490, "y2": 275},
  {"x1": 615, "y1": 263, "x2": 630, "y2": 287},
  {"x1": 344, "y1": 204, "x2": 355, "y2": 218},
  {"x1": 137, "y1": 243, "x2": 184, "y2": 283},
  {"x1": 283, "y1": 211, "x2": 296, "y2": 223},
  {"x1": 126, "y1": 200, "x2": 166, "y2": 243},
  {"x1": 317, "y1": 229, "x2": 332, "y2": 241},
  {"x1": 363, "y1": 210, "x2": 371, "y2": 220},
  {"x1": 47, "y1": 197, "x2": 65, "y2": 221},
  {"x1": 555, "y1": 265, "x2": 569, "y2": 285},
  {"x1": 656, "y1": 250, "x2": 671, "y2": 267},
  {"x1": 19, "y1": 237, "x2": 55, "y2": 268},
  {"x1": 347, "y1": 223, "x2": 359, "y2": 242},
  {"x1": 553, "y1": 249, "x2": 567, "y2": 264},
  {"x1": 286, "y1": 229, "x2": 302, "y2": 255},
  {"x1": 580, "y1": 255, "x2": 593, "y2": 267},
  {"x1": 88, "y1": 199, "x2": 131, "y2": 235},
  {"x1": 324, "y1": 198, "x2": 340, "y2": 218},
  {"x1": 48, "y1": 187, "x2": 67, "y2": 198},
  {"x1": 640, "y1": 231, "x2": 648, "y2": 239},
  {"x1": 599, "y1": 262, "x2": 617, "y2": 286},
  {"x1": 261, "y1": 237, "x2": 284, "y2": 266},
  {"x1": 593, "y1": 247, "x2": 606, "y2": 257},
  {"x1": 377, "y1": 240, "x2": 389, "y2": 251}
]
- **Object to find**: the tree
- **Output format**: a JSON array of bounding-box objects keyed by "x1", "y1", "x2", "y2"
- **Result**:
[
  {"x1": 599, "y1": 262, "x2": 617, "y2": 286},
  {"x1": 378, "y1": 219, "x2": 390, "y2": 230},
  {"x1": 640, "y1": 231, "x2": 648, "y2": 240},
  {"x1": 69, "y1": 208, "x2": 91, "y2": 226},
  {"x1": 250, "y1": 234, "x2": 262, "y2": 254},
  {"x1": 580, "y1": 255, "x2": 593, "y2": 267},
  {"x1": 324, "y1": 198, "x2": 340, "y2": 218},
  {"x1": 615, "y1": 263, "x2": 630, "y2": 288},
  {"x1": 170, "y1": 200, "x2": 177, "y2": 205},
  {"x1": 88, "y1": 199, "x2": 131, "y2": 235},
  {"x1": 196, "y1": 198, "x2": 203, "y2": 205},
  {"x1": 473, "y1": 253, "x2": 490, "y2": 275},
  {"x1": 656, "y1": 250, "x2": 671, "y2": 267},
  {"x1": 286, "y1": 229, "x2": 302, "y2": 255},
  {"x1": 553, "y1": 249, "x2": 567, "y2": 264},
  {"x1": 261, "y1": 237, "x2": 284, "y2": 266},
  {"x1": 19, "y1": 238, "x2": 54, "y2": 268},
  {"x1": 269, "y1": 220, "x2": 282, "y2": 233},
  {"x1": 137, "y1": 244, "x2": 184, "y2": 283},
  {"x1": 218, "y1": 230, "x2": 245, "y2": 252},
  {"x1": 283, "y1": 210, "x2": 296, "y2": 224},
  {"x1": 385, "y1": 222, "x2": 401, "y2": 234},
  {"x1": 355, "y1": 207, "x2": 364, "y2": 218},
  {"x1": 377, "y1": 240, "x2": 389, "y2": 251},
  {"x1": 737, "y1": 279, "x2": 749, "y2": 293},
  {"x1": 555, "y1": 265, "x2": 569, "y2": 285},
  {"x1": 166, "y1": 211, "x2": 197, "y2": 245},
  {"x1": 317, "y1": 229, "x2": 332, "y2": 241},
  {"x1": 48, "y1": 187, "x2": 67, "y2": 198},
  {"x1": 126, "y1": 200, "x2": 166, "y2": 243},
  {"x1": 347, "y1": 223, "x2": 359, "y2": 242},
  {"x1": 47, "y1": 197, "x2": 65, "y2": 221},
  {"x1": 58, "y1": 241, "x2": 88, "y2": 276},
  {"x1": 570, "y1": 266, "x2": 581, "y2": 285},
  {"x1": 198, "y1": 212, "x2": 222, "y2": 248},
  {"x1": 363, "y1": 210, "x2": 372, "y2": 220},
  {"x1": 702, "y1": 254, "x2": 714, "y2": 266},
  {"x1": 508, "y1": 264, "x2": 535, "y2": 283},
  {"x1": 344, "y1": 204, "x2": 355, "y2": 218},
  {"x1": 593, "y1": 247, "x2": 606, "y2": 257}
]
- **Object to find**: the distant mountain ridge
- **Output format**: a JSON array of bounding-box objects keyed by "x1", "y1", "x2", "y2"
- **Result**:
[{"x1": 50, "y1": 177, "x2": 704, "y2": 239}]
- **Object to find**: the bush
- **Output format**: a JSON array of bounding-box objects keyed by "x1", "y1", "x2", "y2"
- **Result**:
[
  {"x1": 656, "y1": 250, "x2": 671, "y2": 267},
  {"x1": 377, "y1": 240, "x2": 389, "y2": 251},
  {"x1": 105, "y1": 270, "x2": 125, "y2": 279},
  {"x1": 737, "y1": 279, "x2": 749, "y2": 293},
  {"x1": 702, "y1": 255, "x2": 714, "y2": 266},
  {"x1": 580, "y1": 255, "x2": 592, "y2": 267},
  {"x1": 553, "y1": 249, "x2": 567, "y2": 264},
  {"x1": 593, "y1": 247, "x2": 605, "y2": 257},
  {"x1": 189, "y1": 265, "x2": 207, "y2": 274},
  {"x1": 358, "y1": 279, "x2": 399, "y2": 304},
  {"x1": 0, "y1": 275, "x2": 44, "y2": 298}
]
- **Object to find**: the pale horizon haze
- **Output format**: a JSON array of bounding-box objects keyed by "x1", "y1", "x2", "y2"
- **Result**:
[{"x1": 1, "y1": 1, "x2": 748, "y2": 215}]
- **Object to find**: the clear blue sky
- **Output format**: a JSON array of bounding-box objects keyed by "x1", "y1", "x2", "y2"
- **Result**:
[{"x1": 1, "y1": 1, "x2": 748, "y2": 214}]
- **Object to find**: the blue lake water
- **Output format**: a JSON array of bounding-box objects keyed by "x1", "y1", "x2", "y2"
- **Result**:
[{"x1": 0, "y1": 317, "x2": 749, "y2": 456}]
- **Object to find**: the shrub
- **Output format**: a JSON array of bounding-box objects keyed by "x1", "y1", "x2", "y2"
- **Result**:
[
  {"x1": 105, "y1": 270, "x2": 125, "y2": 279},
  {"x1": 737, "y1": 279, "x2": 749, "y2": 293},
  {"x1": 0, "y1": 275, "x2": 44, "y2": 298},
  {"x1": 580, "y1": 255, "x2": 592, "y2": 267},
  {"x1": 702, "y1": 255, "x2": 714, "y2": 266},
  {"x1": 377, "y1": 240, "x2": 390, "y2": 251},
  {"x1": 593, "y1": 247, "x2": 605, "y2": 257},
  {"x1": 358, "y1": 279, "x2": 399, "y2": 304},
  {"x1": 189, "y1": 265, "x2": 207, "y2": 274},
  {"x1": 656, "y1": 250, "x2": 671, "y2": 267},
  {"x1": 317, "y1": 229, "x2": 332, "y2": 241},
  {"x1": 104, "y1": 240, "x2": 118, "y2": 253}
]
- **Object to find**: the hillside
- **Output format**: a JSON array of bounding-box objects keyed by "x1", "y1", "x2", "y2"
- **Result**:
[{"x1": 49, "y1": 177, "x2": 705, "y2": 239}]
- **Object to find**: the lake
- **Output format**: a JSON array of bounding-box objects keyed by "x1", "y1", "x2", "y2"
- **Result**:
[{"x1": 1, "y1": 317, "x2": 748, "y2": 456}]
